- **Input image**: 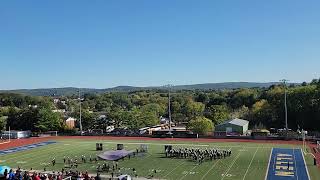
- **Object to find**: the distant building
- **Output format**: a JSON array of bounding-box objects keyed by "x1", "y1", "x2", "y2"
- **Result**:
[
  {"x1": 98, "y1": 115, "x2": 107, "y2": 119},
  {"x1": 160, "y1": 116, "x2": 169, "y2": 124},
  {"x1": 53, "y1": 109, "x2": 66, "y2": 113},
  {"x1": 28, "y1": 105, "x2": 38, "y2": 109},
  {"x1": 106, "y1": 126, "x2": 115, "y2": 133},
  {"x1": 172, "y1": 126, "x2": 187, "y2": 131},
  {"x1": 65, "y1": 117, "x2": 76, "y2": 129},
  {"x1": 215, "y1": 118, "x2": 249, "y2": 135},
  {"x1": 139, "y1": 127, "x2": 150, "y2": 135}
]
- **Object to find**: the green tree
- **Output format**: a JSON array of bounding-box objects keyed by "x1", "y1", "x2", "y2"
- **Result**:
[
  {"x1": 249, "y1": 99, "x2": 275, "y2": 128},
  {"x1": 230, "y1": 105, "x2": 249, "y2": 119},
  {"x1": 205, "y1": 105, "x2": 229, "y2": 125},
  {"x1": 0, "y1": 116, "x2": 7, "y2": 131},
  {"x1": 187, "y1": 117, "x2": 214, "y2": 135},
  {"x1": 35, "y1": 108, "x2": 63, "y2": 132},
  {"x1": 80, "y1": 110, "x2": 97, "y2": 130},
  {"x1": 183, "y1": 100, "x2": 205, "y2": 121},
  {"x1": 7, "y1": 107, "x2": 38, "y2": 131},
  {"x1": 229, "y1": 89, "x2": 258, "y2": 109},
  {"x1": 195, "y1": 92, "x2": 209, "y2": 104}
]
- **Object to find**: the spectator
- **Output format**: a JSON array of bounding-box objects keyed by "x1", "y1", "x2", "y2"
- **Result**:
[
  {"x1": 94, "y1": 173, "x2": 101, "y2": 180},
  {"x1": 15, "y1": 171, "x2": 22, "y2": 180},
  {"x1": 8, "y1": 169, "x2": 15, "y2": 180},
  {"x1": 33, "y1": 172, "x2": 41, "y2": 180},
  {"x1": 3, "y1": 169, "x2": 8, "y2": 179}
]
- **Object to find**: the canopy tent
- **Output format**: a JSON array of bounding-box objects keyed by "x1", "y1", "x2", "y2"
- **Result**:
[
  {"x1": 118, "y1": 175, "x2": 132, "y2": 180},
  {"x1": 0, "y1": 166, "x2": 10, "y2": 175},
  {"x1": 98, "y1": 150, "x2": 133, "y2": 161}
]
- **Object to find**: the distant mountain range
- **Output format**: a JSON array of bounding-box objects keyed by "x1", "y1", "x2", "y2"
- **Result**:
[{"x1": 0, "y1": 82, "x2": 288, "y2": 96}]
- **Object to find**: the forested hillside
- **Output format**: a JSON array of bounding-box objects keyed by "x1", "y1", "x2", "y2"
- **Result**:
[
  {"x1": 0, "y1": 82, "x2": 283, "y2": 96},
  {"x1": 0, "y1": 79, "x2": 319, "y2": 133}
]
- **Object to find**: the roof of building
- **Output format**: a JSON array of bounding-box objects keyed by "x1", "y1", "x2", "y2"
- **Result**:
[
  {"x1": 65, "y1": 117, "x2": 77, "y2": 121},
  {"x1": 217, "y1": 118, "x2": 249, "y2": 127}
]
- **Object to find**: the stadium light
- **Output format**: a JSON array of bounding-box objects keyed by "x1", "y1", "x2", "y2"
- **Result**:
[{"x1": 280, "y1": 79, "x2": 289, "y2": 137}]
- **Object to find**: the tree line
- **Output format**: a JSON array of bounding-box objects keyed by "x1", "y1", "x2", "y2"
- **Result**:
[{"x1": 0, "y1": 79, "x2": 320, "y2": 134}]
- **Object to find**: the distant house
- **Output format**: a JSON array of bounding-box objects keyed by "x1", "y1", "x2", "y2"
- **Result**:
[
  {"x1": 65, "y1": 117, "x2": 76, "y2": 129},
  {"x1": 28, "y1": 105, "x2": 38, "y2": 109},
  {"x1": 106, "y1": 126, "x2": 115, "y2": 133},
  {"x1": 98, "y1": 115, "x2": 107, "y2": 119},
  {"x1": 61, "y1": 101, "x2": 66, "y2": 105},
  {"x1": 172, "y1": 126, "x2": 187, "y2": 131},
  {"x1": 160, "y1": 116, "x2": 169, "y2": 124},
  {"x1": 215, "y1": 118, "x2": 249, "y2": 135},
  {"x1": 139, "y1": 127, "x2": 150, "y2": 135},
  {"x1": 53, "y1": 109, "x2": 66, "y2": 113}
]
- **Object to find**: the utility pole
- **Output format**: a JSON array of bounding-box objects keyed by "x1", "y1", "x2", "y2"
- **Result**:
[
  {"x1": 79, "y1": 89, "x2": 83, "y2": 135},
  {"x1": 280, "y1": 79, "x2": 289, "y2": 137},
  {"x1": 168, "y1": 85, "x2": 172, "y2": 131},
  {"x1": 165, "y1": 84, "x2": 173, "y2": 136},
  {"x1": 8, "y1": 126, "x2": 11, "y2": 142}
]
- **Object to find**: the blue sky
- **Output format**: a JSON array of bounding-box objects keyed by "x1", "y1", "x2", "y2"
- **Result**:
[{"x1": 0, "y1": 0, "x2": 319, "y2": 89}]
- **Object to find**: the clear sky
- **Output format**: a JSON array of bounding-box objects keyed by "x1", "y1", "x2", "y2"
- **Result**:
[{"x1": 1, "y1": 0, "x2": 319, "y2": 89}]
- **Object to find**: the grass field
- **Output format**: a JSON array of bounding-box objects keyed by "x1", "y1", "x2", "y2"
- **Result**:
[{"x1": 0, "y1": 137, "x2": 319, "y2": 180}]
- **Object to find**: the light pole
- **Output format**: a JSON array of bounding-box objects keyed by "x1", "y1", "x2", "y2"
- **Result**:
[
  {"x1": 8, "y1": 126, "x2": 11, "y2": 142},
  {"x1": 165, "y1": 84, "x2": 173, "y2": 133},
  {"x1": 280, "y1": 79, "x2": 289, "y2": 136},
  {"x1": 79, "y1": 89, "x2": 83, "y2": 135},
  {"x1": 168, "y1": 86, "x2": 171, "y2": 131}
]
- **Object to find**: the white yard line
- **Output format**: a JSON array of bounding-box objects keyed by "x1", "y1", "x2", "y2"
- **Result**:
[
  {"x1": 200, "y1": 148, "x2": 235, "y2": 180},
  {"x1": 200, "y1": 159, "x2": 221, "y2": 180},
  {"x1": 300, "y1": 149, "x2": 311, "y2": 180},
  {"x1": 242, "y1": 147, "x2": 259, "y2": 180},
  {"x1": 221, "y1": 148, "x2": 243, "y2": 180},
  {"x1": 264, "y1": 148, "x2": 273, "y2": 180},
  {"x1": 163, "y1": 161, "x2": 186, "y2": 178},
  {"x1": 179, "y1": 165, "x2": 198, "y2": 180}
]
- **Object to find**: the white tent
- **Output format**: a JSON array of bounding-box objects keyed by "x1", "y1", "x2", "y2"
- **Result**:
[{"x1": 118, "y1": 175, "x2": 132, "y2": 180}]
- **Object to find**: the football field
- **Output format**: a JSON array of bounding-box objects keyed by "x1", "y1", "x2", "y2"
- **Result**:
[{"x1": 0, "y1": 137, "x2": 319, "y2": 180}]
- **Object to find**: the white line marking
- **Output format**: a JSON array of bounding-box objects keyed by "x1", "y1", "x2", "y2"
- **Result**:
[
  {"x1": 242, "y1": 147, "x2": 259, "y2": 180},
  {"x1": 179, "y1": 165, "x2": 198, "y2": 180},
  {"x1": 221, "y1": 148, "x2": 243, "y2": 180},
  {"x1": 300, "y1": 149, "x2": 311, "y2": 180},
  {"x1": 264, "y1": 148, "x2": 273, "y2": 180},
  {"x1": 163, "y1": 161, "x2": 186, "y2": 178},
  {"x1": 200, "y1": 160, "x2": 221, "y2": 180}
]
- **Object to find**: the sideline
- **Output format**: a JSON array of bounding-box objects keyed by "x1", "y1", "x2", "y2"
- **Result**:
[{"x1": 264, "y1": 148, "x2": 273, "y2": 180}]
